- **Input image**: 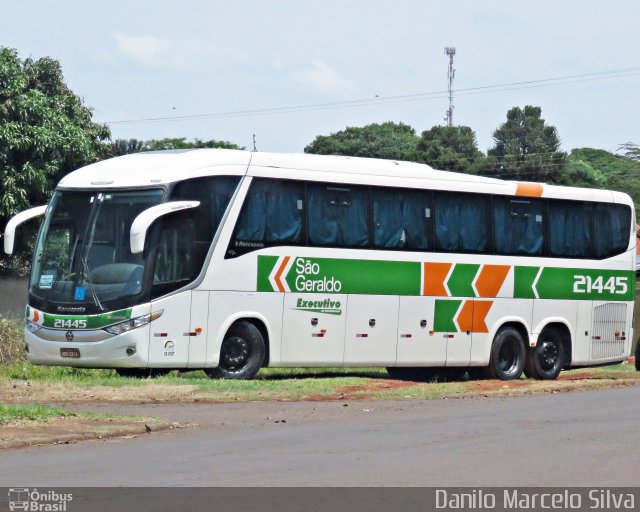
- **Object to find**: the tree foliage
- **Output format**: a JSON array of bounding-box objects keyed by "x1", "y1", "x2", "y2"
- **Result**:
[
  {"x1": 304, "y1": 122, "x2": 419, "y2": 160},
  {"x1": 0, "y1": 47, "x2": 110, "y2": 219},
  {"x1": 109, "y1": 137, "x2": 243, "y2": 156},
  {"x1": 567, "y1": 148, "x2": 640, "y2": 210},
  {"x1": 411, "y1": 125, "x2": 483, "y2": 173},
  {"x1": 618, "y1": 142, "x2": 640, "y2": 162},
  {"x1": 483, "y1": 106, "x2": 566, "y2": 183}
]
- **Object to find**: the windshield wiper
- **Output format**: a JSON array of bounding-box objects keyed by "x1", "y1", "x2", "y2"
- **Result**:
[{"x1": 81, "y1": 255, "x2": 105, "y2": 312}]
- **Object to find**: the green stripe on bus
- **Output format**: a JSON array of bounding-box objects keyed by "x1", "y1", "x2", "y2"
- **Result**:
[
  {"x1": 514, "y1": 266, "x2": 634, "y2": 301},
  {"x1": 258, "y1": 256, "x2": 421, "y2": 295},
  {"x1": 258, "y1": 256, "x2": 634, "y2": 302},
  {"x1": 40, "y1": 308, "x2": 133, "y2": 329}
]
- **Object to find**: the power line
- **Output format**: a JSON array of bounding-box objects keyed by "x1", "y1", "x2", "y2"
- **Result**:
[{"x1": 101, "y1": 66, "x2": 640, "y2": 126}]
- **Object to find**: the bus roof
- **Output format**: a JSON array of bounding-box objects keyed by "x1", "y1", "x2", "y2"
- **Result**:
[{"x1": 57, "y1": 148, "x2": 632, "y2": 206}]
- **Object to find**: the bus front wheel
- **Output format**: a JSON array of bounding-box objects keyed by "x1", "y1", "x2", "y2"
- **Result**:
[
  {"x1": 524, "y1": 328, "x2": 565, "y2": 380},
  {"x1": 485, "y1": 327, "x2": 526, "y2": 380},
  {"x1": 205, "y1": 320, "x2": 265, "y2": 380}
]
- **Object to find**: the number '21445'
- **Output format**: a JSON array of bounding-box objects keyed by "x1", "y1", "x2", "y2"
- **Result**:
[{"x1": 573, "y1": 275, "x2": 628, "y2": 295}]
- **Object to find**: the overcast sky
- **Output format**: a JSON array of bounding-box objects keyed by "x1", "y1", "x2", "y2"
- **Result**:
[{"x1": 5, "y1": 0, "x2": 640, "y2": 154}]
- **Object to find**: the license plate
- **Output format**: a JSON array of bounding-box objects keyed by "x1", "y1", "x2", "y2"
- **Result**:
[{"x1": 60, "y1": 348, "x2": 80, "y2": 358}]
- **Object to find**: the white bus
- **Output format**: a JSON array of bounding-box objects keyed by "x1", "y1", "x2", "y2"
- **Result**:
[{"x1": 3, "y1": 149, "x2": 636, "y2": 380}]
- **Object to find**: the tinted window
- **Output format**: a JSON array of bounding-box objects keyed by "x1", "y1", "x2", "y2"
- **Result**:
[
  {"x1": 493, "y1": 197, "x2": 545, "y2": 256},
  {"x1": 234, "y1": 179, "x2": 305, "y2": 246},
  {"x1": 434, "y1": 193, "x2": 490, "y2": 253},
  {"x1": 172, "y1": 176, "x2": 240, "y2": 275},
  {"x1": 549, "y1": 201, "x2": 592, "y2": 258},
  {"x1": 594, "y1": 203, "x2": 631, "y2": 258},
  {"x1": 172, "y1": 176, "x2": 240, "y2": 241},
  {"x1": 372, "y1": 187, "x2": 432, "y2": 250},
  {"x1": 308, "y1": 183, "x2": 370, "y2": 247}
]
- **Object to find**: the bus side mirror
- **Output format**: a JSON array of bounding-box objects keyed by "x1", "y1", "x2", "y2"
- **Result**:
[
  {"x1": 130, "y1": 201, "x2": 200, "y2": 254},
  {"x1": 3, "y1": 205, "x2": 48, "y2": 255}
]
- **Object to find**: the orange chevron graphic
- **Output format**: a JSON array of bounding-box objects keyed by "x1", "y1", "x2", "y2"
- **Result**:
[
  {"x1": 472, "y1": 300, "x2": 493, "y2": 333},
  {"x1": 274, "y1": 256, "x2": 290, "y2": 292},
  {"x1": 455, "y1": 300, "x2": 493, "y2": 333},
  {"x1": 423, "y1": 262, "x2": 452, "y2": 296},
  {"x1": 475, "y1": 265, "x2": 510, "y2": 298},
  {"x1": 456, "y1": 301, "x2": 474, "y2": 332}
]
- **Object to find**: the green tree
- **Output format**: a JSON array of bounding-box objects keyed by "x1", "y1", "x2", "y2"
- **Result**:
[
  {"x1": 411, "y1": 125, "x2": 483, "y2": 173},
  {"x1": 567, "y1": 147, "x2": 640, "y2": 210},
  {"x1": 304, "y1": 122, "x2": 419, "y2": 160},
  {"x1": 484, "y1": 106, "x2": 566, "y2": 183},
  {"x1": 0, "y1": 47, "x2": 110, "y2": 219},
  {"x1": 619, "y1": 142, "x2": 640, "y2": 162},
  {"x1": 109, "y1": 137, "x2": 244, "y2": 156}
]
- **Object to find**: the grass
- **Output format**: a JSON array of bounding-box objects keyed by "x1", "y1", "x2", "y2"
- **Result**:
[
  {"x1": 0, "y1": 403, "x2": 71, "y2": 424},
  {"x1": 0, "y1": 361, "x2": 638, "y2": 404},
  {"x1": 0, "y1": 316, "x2": 26, "y2": 365},
  {"x1": 1, "y1": 315, "x2": 639, "y2": 403}
]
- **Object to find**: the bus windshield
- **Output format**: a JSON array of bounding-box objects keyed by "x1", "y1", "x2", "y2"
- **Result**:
[{"x1": 29, "y1": 189, "x2": 164, "y2": 307}]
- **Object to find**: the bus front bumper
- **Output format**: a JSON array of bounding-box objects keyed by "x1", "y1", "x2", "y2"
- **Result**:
[{"x1": 24, "y1": 325, "x2": 151, "y2": 368}]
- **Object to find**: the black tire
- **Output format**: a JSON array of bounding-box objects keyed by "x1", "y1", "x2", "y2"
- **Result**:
[
  {"x1": 635, "y1": 338, "x2": 640, "y2": 372},
  {"x1": 385, "y1": 367, "x2": 439, "y2": 382},
  {"x1": 115, "y1": 368, "x2": 169, "y2": 378},
  {"x1": 485, "y1": 327, "x2": 526, "y2": 380},
  {"x1": 205, "y1": 321, "x2": 265, "y2": 380},
  {"x1": 524, "y1": 328, "x2": 565, "y2": 380}
]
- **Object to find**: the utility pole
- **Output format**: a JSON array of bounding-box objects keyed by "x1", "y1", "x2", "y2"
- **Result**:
[{"x1": 444, "y1": 46, "x2": 456, "y2": 127}]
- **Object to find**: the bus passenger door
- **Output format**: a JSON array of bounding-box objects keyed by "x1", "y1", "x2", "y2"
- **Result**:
[
  {"x1": 433, "y1": 298, "x2": 472, "y2": 367},
  {"x1": 148, "y1": 291, "x2": 192, "y2": 367},
  {"x1": 396, "y1": 296, "x2": 445, "y2": 366},
  {"x1": 344, "y1": 295, "x2": 399, "y2": 365},
  {"x1": 187, "y1": 290, "x2": 210, "y2": 368},
  {"x1": 280, "y1": 293, "x2": 347, "y2": 365}
]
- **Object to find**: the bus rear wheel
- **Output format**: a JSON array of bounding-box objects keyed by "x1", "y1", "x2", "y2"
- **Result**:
[
  {"x1": 524, "y1": 328, "x2": 565, "y2": 380},
  {"x1": 205, "y1": 320, "x2": 265, "y2": 380},
  {"x1": 485, "y1": 327, "x2": 525, "y2": 380}
]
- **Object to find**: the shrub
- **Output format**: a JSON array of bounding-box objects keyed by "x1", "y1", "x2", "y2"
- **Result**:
[{"x1": 0, "y1": 317, "x2": 26, "y2": 364}]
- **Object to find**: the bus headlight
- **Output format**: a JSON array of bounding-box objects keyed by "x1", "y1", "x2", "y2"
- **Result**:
[
  {"x1": 104, "y1": 311, "x2": 163, "y2": 336},
  {"x1": 24, "y1": 318, "x2": 42, "y2": 333}
]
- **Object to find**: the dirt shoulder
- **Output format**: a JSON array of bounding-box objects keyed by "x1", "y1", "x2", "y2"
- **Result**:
[{"x1": 0, "y1": 416, "x2": 177, "y2": 450}]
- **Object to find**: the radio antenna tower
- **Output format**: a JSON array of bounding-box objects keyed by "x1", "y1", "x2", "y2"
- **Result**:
[{"x1": 444, "y1": 46, "x2": 456, "y2": 126}]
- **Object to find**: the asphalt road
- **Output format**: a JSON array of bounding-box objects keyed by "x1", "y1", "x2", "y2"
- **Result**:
[{"x1": 1, "y1": 387, "x2": 639, "y2": 487}]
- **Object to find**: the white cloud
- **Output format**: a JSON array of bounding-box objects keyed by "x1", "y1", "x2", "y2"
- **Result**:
[
  {"x1": 112, "y1": 32, "x2": 248, "y2": 71},
  {"x1": 289, "y1": 60, "x2": 354, "y2": 94}
]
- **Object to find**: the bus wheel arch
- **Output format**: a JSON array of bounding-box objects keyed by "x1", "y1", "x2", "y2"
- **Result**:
[
  {"x1": 524, "y1": 323, "x2": 571, "y2": 380},
  {"x1": 485, "y1": 322, "x2": 528, "y2": 380},
  {"x1": 205, "y1": 318, "x2": 267, "y2": 380}
]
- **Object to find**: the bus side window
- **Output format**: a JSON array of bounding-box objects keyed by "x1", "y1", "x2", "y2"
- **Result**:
[
  {"x1": 493, "y1": 198, "x2": 545, "y2": 256},
  {"x1": 372, "y1": 187, "x2": 432, "y2": 250},
  {"x1": 549, "y1": 201, "x2": 593, "y2": 258},
  {"x1": 593, "y1": 203, "x2": 631, "y2": 259},
  {"x1": 307, "y1": 183, "x2": 370, "y2": 248},
  {"x1": 434, "y1": 192, "x2": 489, "y2": 253},
  {"x1": 173, "y1": 175, "x2": 240, "y2": 267},
  {"x1": 231, "y1": 178, "x2": 305, "y2": 255}
]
